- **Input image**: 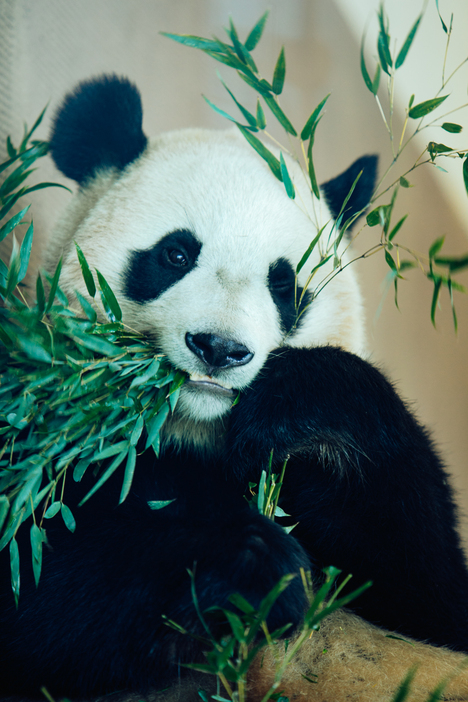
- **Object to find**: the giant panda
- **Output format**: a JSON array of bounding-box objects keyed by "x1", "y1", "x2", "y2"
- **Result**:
[{"x1": 2, "y1": 75, "x2": 468, "y2": 702}]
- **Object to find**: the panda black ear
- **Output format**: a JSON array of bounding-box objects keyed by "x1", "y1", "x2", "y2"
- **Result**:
[
  {"x1": 321, "y1": 155, "x2": 378, "y2": 227},
  {"x1": 49, "y1": 75, "x2": 148, "y2": 185}
]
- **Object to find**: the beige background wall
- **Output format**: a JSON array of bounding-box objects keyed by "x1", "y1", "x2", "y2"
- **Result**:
[{"x1": 1, "y1": 0, "x2": 468, "y2": 541}]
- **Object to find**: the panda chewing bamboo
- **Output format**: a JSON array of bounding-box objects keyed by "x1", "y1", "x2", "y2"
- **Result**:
[{"x1": 1, "y1": 75, "x2": 468, "y2": 702}]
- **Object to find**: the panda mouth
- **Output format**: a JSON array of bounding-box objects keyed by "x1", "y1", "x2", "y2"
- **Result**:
[{"x1": 186, "y1": 372, "x2": 236, "y2": 397}]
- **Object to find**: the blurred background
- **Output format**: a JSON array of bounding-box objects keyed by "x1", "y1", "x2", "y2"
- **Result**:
[{"x1": 1, "y1": 0, "x2": 468, "y2": 542}]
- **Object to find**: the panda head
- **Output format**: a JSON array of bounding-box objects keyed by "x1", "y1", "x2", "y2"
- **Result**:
[{"x1": 46, "y1": 76, "x2": 377, "y2": 447}]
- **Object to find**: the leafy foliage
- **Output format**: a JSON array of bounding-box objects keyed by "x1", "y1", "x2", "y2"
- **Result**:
[
  {"x1": 0, "y1": 124, "x2": 182, "y2": 598},
  {"x1": 163, "y1": 2, "x2": 468, "y2": 330}
]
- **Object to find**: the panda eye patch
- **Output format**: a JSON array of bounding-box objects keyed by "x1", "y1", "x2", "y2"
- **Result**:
[
  {"x1": 268, "y1": 257, "x2": 312, "y2": 334},
  {"x1": 124, "y1": 229, "x2": 201, "y2": 303}
]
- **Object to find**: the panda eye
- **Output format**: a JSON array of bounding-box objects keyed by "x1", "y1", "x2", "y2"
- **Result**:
[
  {"x1": 165, "y1": 248, "x2": 189, "y2": 267},
  {"x1": 271, "y1": 279, "x2": 294, "y2": 295}
]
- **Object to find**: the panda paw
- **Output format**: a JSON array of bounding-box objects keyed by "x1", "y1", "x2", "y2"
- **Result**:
[{"x1": 193, "y1": 511, "x2": 311, "y2": 635}]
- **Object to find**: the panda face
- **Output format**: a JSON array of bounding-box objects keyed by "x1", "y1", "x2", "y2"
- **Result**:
[{"x1": 52, "y1": 128, "x2": 366, "y2": 430}]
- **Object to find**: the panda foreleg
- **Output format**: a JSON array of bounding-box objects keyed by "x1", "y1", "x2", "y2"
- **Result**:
[{"x1": 226, "y1": 345, "x2": 468, "y2": 651}]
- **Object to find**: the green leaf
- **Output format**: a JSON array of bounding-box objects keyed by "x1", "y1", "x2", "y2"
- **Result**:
[
  {"x1": 45, "y1": 259, "x2": 63, "y2": 313},
  {"x1": 237, "y1": 70, "x2": 272, "y2": 97},
  {"x1": 119, "y1": 446, "x2": 137, "y2": 503},
  {"x1": 0, "y1": 206, "x2": 30, "y2": 245},
  {"x1": 307, "y1": 132, "x2": 320, "y2": 200},
  {"x1": 68, "y1": 329, "x2": 121, "y2": 357},
  {"x1": 442, "y1": 122, "x2": 462, "y2": 133},
  {"x1": 61, "y1": 503, "x2": 76, "y2": 532},
  {"x1": 399, "y1": 176, "x2": 411, "y2": 188},
  {"x1": 228, "y1": 592, "x2": 256, "y2": 614},
  {"x1": 75, "y1": 242, "x2": 96, "y2": 297},
  {"x1": 463, "y1": 156, "x2": 468, "y2": 198},
  {"x1": 96, "y1": 269, "x2": 122, "y2": 322},
  {"x1": 236, "y1": 125, "x2": 282, "y2": 181},
  {"x1": 377, "y1": 5, "x2": 393, "y2": 74},
  {"x1": 0, "y1": 495, "x2": 9, "y2": 534},
  {"x1": 435, "y1": 0, "x2": 448, "y2": 33},
  {"x1": 80, "y1": 450, "x2": 128, "y2": 506},
  {"x1": 6, "y1": 136, "x2": 16, "y2": 158},
  {"x1": 17, "y1": 222, "x2": 34, "y2": 283},
  {"x1": 244, "y1": 11, "x2": 269, "y2": 51},
  {"x1": 272, "y1": 46, "x2": 286, "y2": 95},
  {"x1": 279, "y1": 153, "x2": 295, "y2": 199},
  {"x1": 220, "y1": 78, "x2": 257, "y2": 127},
  {"x1": 10, "y1": 537, "x2": 20, "y2": 605},
  {"x1": 30, "y1": 523, "x2": 43, "y2": 586},
  {"x1": 395, "y1": 14, "x2": 422, "y2": 69},
  {"x1": 385, "y1": 250, "x2": 397, "y2": 271},
  {"x1": 16, "y1": 334, "x2": 52, "y2": 363},
  {"x1": 44, "y1": 501, "x2": 61, "y2": 519},
  {"x1": 409, "y1": 95, "x2": 448, "y2": 119},
  {"x1": 296, "y1": 225, "x2": 326, "y2": 274},
  {"x1": 389, "y1": 215, "x2": 408, "y2": 241},
  {"x1": 227, "y1": 19, "x2": 257, "y2": 73},
  {"x1": 301, "y1": 94, "x2": 330, "y2": 141},
  {"x1": 202, "y1": 95, "x2": 239, "y2": 126},
  {"x1": 147, "y1": 499, "x2": 176, "y2": 510},
  {"x1": 256, "y1": 99, "x2": 266, "y2": 129},
  {"x1": 431, "y1": 277, "x2": 442, "y2": 327},
  {"x1": 160, "y1": 32, "x2": 221, "y2": 52},
  {"x1": 145, "y1": 402, "x2": 170, "y2": 451},
  {"x1": 263, "y1": 95, "x2": 297, "y2": 136},
  {"x1": 434, "y1": 255, "x2": 468, "y2": 273},
  {"x1": 429, "y1": 236, "x2": 445, "y2": 259},
  {"x1": 360, "y1": 37, "x2": 380, "y2": 96}
]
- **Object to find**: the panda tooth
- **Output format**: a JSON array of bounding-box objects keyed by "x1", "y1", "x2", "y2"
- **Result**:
[{"x1": 189, "y1": 372, "x2": 233, "y2": 390}]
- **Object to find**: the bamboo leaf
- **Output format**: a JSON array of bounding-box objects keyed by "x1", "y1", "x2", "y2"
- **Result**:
[
  {"x1": 463, "y1": 156, "x2": 468, "y2": 198},
  {"x1": 10, "y1": 537, "x2": 20, "y2": 605},
  {"x1": 301, "y1": 94, "x2": 330, "y2": 141},
  {"x1": 395, "y1": 14, "x2": 422, "y2": 69},
  {"x1": 236, "y1": 125, "x2": 282, "y2": 181},
  {"x1": 96, "y1": 269, "x2": 122, "y2": 322},
  {"x1": 220, "y1": 78, "x2": 257, "y2": 127},
  {"x1": 409, "y1": 95, "x2": 448, "y2": 119},
  {"x1": 245, "y1": 11, "x2": 269, "y2": 51},
  {"x1": 160, "y1": 32, "x2": 221, "y2": 52},
  {"x1": 61, "y1": 503, "x2": 76, "y2": 532},
  {"x1": 272, "y1": 46, "x2": 286, "y2": 95},
  {"x1": 75, "y1": 242, "x2": 96, "y2": 297},
  {"x1": 0, "y1": 206, "x2": 30, "y2": 244},
  {"x1": 119, "y1": 446, "x2": 137, "y2": 504},
  {"x1": 442, "y1": 122, "x2": 462, "y2": 133},
  {"x1": 435, "y1": 0, "x2": 448, "y2": 33},
  {"x1": 431, "y1": 277, "x2": 442, "y2": 327},
  {"x1": 263, "y1": 95, "x2": 297, "y2": 136},
  {"x1": 256, "y1": 99, "x2": 266, "y2": 129},
  {"x1": 279, "y1": 153, "x2": 295, "y2": 199},
  {"x1": 17, "y1": 222, "x2": 34, "y2": 283},
  {"x1": 307, "y1": 133, "x2": 320, "y2": 200}
]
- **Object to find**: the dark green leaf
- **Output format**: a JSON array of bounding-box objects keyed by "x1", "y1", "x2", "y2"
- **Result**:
[
  {"x1": 75, "y1": 291, "x2": 97, "y2": 323},
  {"x1": 220, "y1": 79, "x2": 257, "y2": 127},
  {"x1": 463, "y1": 156, "x2": 468, "y2": 198},
  {"x1": 389, "y1": 215, "x2": 408, "y2": 241},
  {"x1": 30, "y1": 523, "x2": 43, "y2": 586},
  {"x1": 429, "y1": 236, "x2": 445, "y2": 259},
  {"x1": 256, "y1": 99, "x2": 266, "y2": 129},
  {"x1": 360, "y1": 37, "x2": 381, "y2": 96},
  {"x1": 431, "y1": 277, "x2": 442, "y2": 327},
  {"x1": 0, "y1": 495, "x2": 9, "y2": 533},
  {"x1": 21, "y1": 182, "x2": 72, "y2": 197},
  {"x1": 228, "y1": 592, "x2": 256, "y2": 614},
  {"x1": 16, "y1": 334, "x2": 52, "y2": 363},
  {"x1": 61, "y1": 503, "x2": 76, "y2": 532},
  {"x1": 147, "y1": 499, "x2": 176, "y2": 510},
  {"x1": 44, "y1": 501, "x2": 61, "y2": 519},
  {"x1": 96, "y1": 269, "x2": 122, "y2": 322},
  {"x1": 0, "y1": 206, "x2": 30, "y2": 244},
  {"x1": 435, "y1": 0, "x2": 448, "y2": 33},
  {"x1": 227, "y1": 19, "x2": 257, "y2": 72},
  {"x1": 237, "y1": 70, "x2": 272, "y2": 96},
  {"x1": 385, "y1": 250, "x2": 397, "y2": 271},
  {"x1": 10, "y1": 537, "x2": 20, "y2": 605},
  {"x1": 434, "y1": 254, "x2": 468, "y2": 273},
  {"x1": 395, "y1": 15, "x2": 422, "y2": 69},
  {"x1": 279, "y1": 153, "x2": 295, "y2": 199},
  {"x1": 145, "y1": 402, "x2": 170, "y2": 451},
  {"x1": 119, "y1": 446, "x2": 137, "y2": 503},
  {"x1": 442, "y1": 122, "x2": 462, "y2": 133},
  {"x1": 160, "y1": 32, "x2": 221, "y2": 52},
  {"x1": 68, "y1": 330, "x2": 121, "y2": 357},
  {"x1": 377, "y1": 6, "x2": 392, "y2": 74},
  {"x1": 75, "y1": 242, "x2": 96, "y2": 297},
  {"x1": 17, "y1": 222, "x2": 34, "y2": 283},
  {"x1": 36, "y1": 273, "x2": 46, "y2": 314},
  {"x1": 236, "y1": 125, "x2": 282, "y2": 181},
  {"x1": 272, "y1": 46, "x2": 286, "y2": 95},
  {"x1": 409, "y1": 95, "x2": 449, "y2": 119},
  {"x1": 80, "y1": 450, "x2": 128, "y2": 506},
  {"x1": 301, "y1": 94, "x2": 330, "y2": 141},
  {"x1": 45, "y1": 259, "x2": 62, "y2": 313},
  {"x1": 307, "y1": 133, "x2": 320, "y2": 200},
  {"x1": 399, "y1": 176, "x2": 411, "y2": 188},
  {"x1": 244, "y1": 11, "x2": 269, "y2": 51},
  {"x1": 6, "y1": 136, "x2": 16, "y2": 158},
  {"x1": 296, "y1": 225, "x2": 326, "y2": 274},
  {"x1": 263, "y1": 95, "x2": 297, "y2": 136}
]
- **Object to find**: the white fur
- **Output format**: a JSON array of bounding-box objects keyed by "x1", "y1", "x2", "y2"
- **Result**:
[{"x1": 47, "y1": 128, "x2": 365, "y2": 435}]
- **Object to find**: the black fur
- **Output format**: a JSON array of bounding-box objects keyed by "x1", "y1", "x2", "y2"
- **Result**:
[
  {"x1": 124, "y1": 229, "x2": 202, "y2": 303},
  {"x1": 50, "y1": 75, "x2": 148, "y2": 184},
  {"x1": 2, "y1": 346, "x2": 468, "y2": 696},
  {"x1": 321, "y1": 155, "x2": 378, "y2": 224},
  {"x1": 268, "y1": 258, "x2": 312, "y2": 333}
]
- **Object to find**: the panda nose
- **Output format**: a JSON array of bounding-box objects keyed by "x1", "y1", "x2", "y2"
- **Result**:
[{"x1": 185, "y1": 332, "x2": 254, "y2": 370}]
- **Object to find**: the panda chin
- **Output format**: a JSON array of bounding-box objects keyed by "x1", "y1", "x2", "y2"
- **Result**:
[{"x1": 176, "y1": 380, "x2": 236, "y2": 423}]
